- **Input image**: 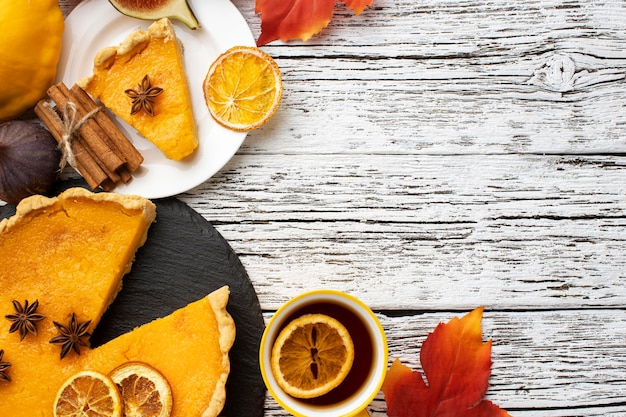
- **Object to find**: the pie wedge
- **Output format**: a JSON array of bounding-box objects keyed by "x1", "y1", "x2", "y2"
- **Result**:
[
  {"x1": 78, "y1": 18, "x2": 198, "y2": 161},
  {"x1": 79, "y1": 286, "x2": 235, "y2": 417}
]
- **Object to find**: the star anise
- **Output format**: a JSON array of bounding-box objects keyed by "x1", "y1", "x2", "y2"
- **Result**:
[
  {"x1": 49, "y1": 313, "x2": 91, "y2": 359},
  {"x1": 5, "y1": 299, "x2": 45, "y2": 341},
  {"x1": 125, "y1": 74, "x2": 163, "y2": 116},
  {"x1": 0, "y1": 350, "x2": 11, "y2": 383}
]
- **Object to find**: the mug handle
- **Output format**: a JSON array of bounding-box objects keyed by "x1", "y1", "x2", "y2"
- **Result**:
[{"x1": 354, "y1": 409, "x2": 370, "y2": 417}]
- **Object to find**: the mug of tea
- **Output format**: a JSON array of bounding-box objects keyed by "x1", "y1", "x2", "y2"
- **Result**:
[{"x1": 259, "y1": 289, "x2": 388, "y2": 417}]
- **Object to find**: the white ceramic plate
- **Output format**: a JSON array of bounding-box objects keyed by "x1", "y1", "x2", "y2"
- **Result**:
[{"x1": 57, "y1": 0, "x2": 255, "y2": 198}]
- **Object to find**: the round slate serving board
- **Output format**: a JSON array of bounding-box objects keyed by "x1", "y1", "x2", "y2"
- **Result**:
[{"x1": 0, "y1": 180, "x2": 266, "y2": 417}]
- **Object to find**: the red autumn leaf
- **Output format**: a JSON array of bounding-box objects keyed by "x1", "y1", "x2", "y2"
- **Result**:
[
  {"x1": 381, "y1": 307, "x2": 512, "y2": 417},
  {"x1": 255, "y1": 0, "x2": 374, "y2": 46}
]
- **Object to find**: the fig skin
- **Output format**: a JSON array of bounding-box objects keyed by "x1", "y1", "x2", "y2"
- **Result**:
[
  {"x1": 108, "y1": 0, "x2": 200, "y2": 29},
  {"x1": 0, "y1": 120, "x2": 61, "y2": 204}
]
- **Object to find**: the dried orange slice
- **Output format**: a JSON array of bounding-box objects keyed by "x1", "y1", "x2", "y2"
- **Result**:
[
  {"x1": 109, "y1": 362, "x2": 173, "y2": 417},
  {"x1": 270, "y1": 313, "x2": 355, "y2": 399},
  {"x1": 53, "y1": 370, "x2": 123, "y2": 417},
  {"x1": 203, "y1": 45, "x2": 282, "y2": 132}
]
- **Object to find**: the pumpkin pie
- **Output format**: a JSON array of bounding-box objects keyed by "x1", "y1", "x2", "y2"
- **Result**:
[{"x1": 78, "y1": 18, "x2": 198, "y2": 161}]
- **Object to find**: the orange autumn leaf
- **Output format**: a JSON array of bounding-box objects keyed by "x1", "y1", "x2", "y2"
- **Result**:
[
  {"x1": 255, "y1": 0, "x2": 374, "y2": 46},
  {"x1": 342, "y1": 0, "x2": 372, "y2": 15},
  {"x1": 381, "y1": 307, "x2": 512, "y2": 417}
]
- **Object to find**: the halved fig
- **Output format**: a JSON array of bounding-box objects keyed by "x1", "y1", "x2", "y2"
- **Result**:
[{"x1": 108, "y1": 0, "x2": 200, "y2": 29}]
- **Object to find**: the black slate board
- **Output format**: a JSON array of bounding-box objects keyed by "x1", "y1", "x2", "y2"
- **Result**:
[{"x1": 0, "y1": 180, "x2": 266, "y2": 417}]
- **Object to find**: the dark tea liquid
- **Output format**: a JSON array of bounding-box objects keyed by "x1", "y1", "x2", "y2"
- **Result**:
[{"x1": 278, "y1": 301, "x2": 375, "y2": 406}]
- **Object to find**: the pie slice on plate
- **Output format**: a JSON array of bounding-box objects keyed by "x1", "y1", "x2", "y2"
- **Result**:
[{"x1": 79, "y1": 18, "x2": 198, "y2": 161}]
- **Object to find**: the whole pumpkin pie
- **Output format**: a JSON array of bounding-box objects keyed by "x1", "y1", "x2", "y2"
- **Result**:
[
  {"x1": 0, "y1": 189, "x2": 235, "y2": 416},
  {"x1": 78, "y1": 18, "x2": 198, "y2": 161}
]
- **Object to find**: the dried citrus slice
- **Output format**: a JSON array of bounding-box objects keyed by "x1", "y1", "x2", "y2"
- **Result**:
[
  {"x1": 270, "y1": 313, "x2": 355, "y2": 399},
  {"x1": 109, "y1": 362, "x2": 173, "y2": 417},
  {"x1": 203, "y1": 45, "x2": 282, "y2": 132},
  {"x1": 54, "y1": 370, "x2": 123, "y2": 417}
]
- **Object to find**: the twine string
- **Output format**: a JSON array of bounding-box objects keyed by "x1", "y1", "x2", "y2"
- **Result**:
[{"x1": 55, "y1": 101, "x2": 100, "y2": 170}]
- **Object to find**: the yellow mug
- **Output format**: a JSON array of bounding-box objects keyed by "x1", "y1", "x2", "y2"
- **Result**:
[{"x1": 259, "y1": 289, "x2": 388, "y2": 417}]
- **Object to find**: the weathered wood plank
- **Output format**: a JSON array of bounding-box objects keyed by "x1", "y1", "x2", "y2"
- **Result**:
[
  {"x1": 232, "y1": 0, "x2": 626, "y2": 155},
  {"x1": 235, "y1": 0, "x2": 626, "y2": 57},
  {"x1": 261, "y1": 309, "x2": 626, "y2": 416},
  {"x1": 185, "y1": 154, "x2": 626, "y2": 223},
  {"x1": 181, "y1": 154, "x2": 626, "y2": 310},
  {"x1": 238, "y1": 62, "x2": 626, "y2": 155},
  {"x1": 238, "y1": 77, "x2": 626, "y2": 156}
]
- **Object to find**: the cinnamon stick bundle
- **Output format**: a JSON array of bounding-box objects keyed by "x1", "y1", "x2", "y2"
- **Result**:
[{"x1": 35, "y1": 82, "x2": 143, "y2": 191}]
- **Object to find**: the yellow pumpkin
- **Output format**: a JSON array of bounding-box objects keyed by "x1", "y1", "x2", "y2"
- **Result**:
[{"x1": 0, "y1": 0, "x2": 64, "y2": 120}]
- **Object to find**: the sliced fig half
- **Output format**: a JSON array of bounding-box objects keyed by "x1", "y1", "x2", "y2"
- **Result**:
[{"x1": 108, "y1": 0, "x2": 200, "y2": 29}]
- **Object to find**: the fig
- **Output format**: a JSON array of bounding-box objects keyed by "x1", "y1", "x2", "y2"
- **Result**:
[
  {"x1": 108, "y1": 0, "x2": 200, "y2": 30},
  {"x1": 0, "y1": 120, "x2": 61, "y2": 204}
]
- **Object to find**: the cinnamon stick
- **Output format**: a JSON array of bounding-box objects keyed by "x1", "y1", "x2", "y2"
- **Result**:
[
  {"x1": 70, "y1": 84, "x2": 144, "y2": 172},
  {"x1": 100, "y1": 179, "x2": 117, "y2": 192},
  {"x1": 36, "y1": 82, "x2": 144, "y2": 190},
  {"x1": 117, "y1": 166, "x2": 133, "y2": 184},
  {"x1": 47, "y1": 84, "x2": 125, "y2": 176},
  {"x1": 34, "y1": 101, "x2": 108, "y2": 189}
]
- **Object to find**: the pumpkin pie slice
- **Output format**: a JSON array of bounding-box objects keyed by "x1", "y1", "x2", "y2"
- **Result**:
[
  {"x1": 79, "y1": 286, "x2": 235, "y2": 417},
  {"x1": 0, "y1": 187, "x2": 156, "y2": 416},
  {"x1": 79, "y1": 18, "x2": 198, "y2": 161}
]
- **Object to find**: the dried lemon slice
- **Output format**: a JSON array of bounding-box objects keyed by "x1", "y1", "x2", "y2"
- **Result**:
[
  {"x1": 109, "y1": 362, "x2": 173, "y2": 417},
  {"x1": 54, "y1": 370, "x2": 123, "y2": 417},
  {"x1": 203, "y1": 46, "x2": 282, "y2": 132},
  {"x1": 270, "y1": 313, "x2": 355, "y2": 399}
]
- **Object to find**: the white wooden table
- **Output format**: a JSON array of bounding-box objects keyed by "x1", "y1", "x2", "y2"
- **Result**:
[{"x1": 54, "y1": 1, "x2": 626, "y2": 415}]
